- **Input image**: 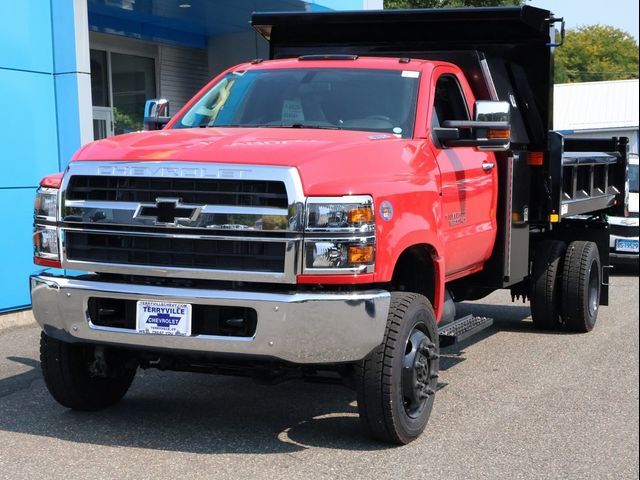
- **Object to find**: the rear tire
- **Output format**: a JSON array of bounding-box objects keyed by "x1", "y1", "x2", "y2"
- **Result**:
[
  {"x1": 40, "y1": 332, "x2": 137, "y2": 410},
  {"x1": 561, "y1": 241, "x2": 602, "y2": 333},
  {"x1": 530, "y1": 240, "x2": 566, "y2": 330},
  {"x1": 355, "y1": 292, "x2": 439, "y2": 445}
]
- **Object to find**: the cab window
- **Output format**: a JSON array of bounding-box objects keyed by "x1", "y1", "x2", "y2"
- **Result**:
[{"x1": 431, "y1": 74, "x2": 470, "y2": 129}]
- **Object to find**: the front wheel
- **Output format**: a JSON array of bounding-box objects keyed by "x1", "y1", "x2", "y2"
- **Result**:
[
  {"x1": 40, "y1": 332, "x2": 137, "y2": 410},
  {"x1": 355, "y1": 292, "x2": 439, "y2": 444}
]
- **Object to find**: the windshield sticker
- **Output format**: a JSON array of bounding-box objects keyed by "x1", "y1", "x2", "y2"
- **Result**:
[
  {"x1": 401, "y1": 71, "x2": 420, "y2": 78},
  {"x1": 281, "y1": 99, "x2": 305, "y2": 123},
  {"x1": 380, "y1": 201, "x2": 394, "y2": 221},
  {"x1": 369, "y1": 134, "x2": 392, "y2": 140}
]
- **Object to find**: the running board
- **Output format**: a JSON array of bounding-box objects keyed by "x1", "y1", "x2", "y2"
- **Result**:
[{"x1": 438, "y1": 315, "x2": 493, "y2": 347}]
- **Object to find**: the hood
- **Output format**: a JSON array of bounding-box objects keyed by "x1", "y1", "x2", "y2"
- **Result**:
[{"x1": 73, "y1": 127, "x2": 426, "y2": 196}]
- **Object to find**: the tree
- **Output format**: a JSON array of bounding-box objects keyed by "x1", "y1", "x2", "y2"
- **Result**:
[
  {"x1": 554, "y1": 25, "x2": 639, "y2": 83},
  {"x1": 384, "y1": 0, "x2": 525, "y2": 8}
]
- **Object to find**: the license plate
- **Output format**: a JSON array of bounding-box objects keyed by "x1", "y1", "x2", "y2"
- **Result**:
[
  {"x1": 136, "y1": 300, "x2": 192, "y2": 336},
  {"x1": 615, "y1": 239, "x2": 639, "y2": 253}
]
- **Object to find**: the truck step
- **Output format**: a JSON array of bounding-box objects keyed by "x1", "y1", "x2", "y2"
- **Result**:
[{"x1": 438, "y1": 315, "x2": 493, "y2": 348}]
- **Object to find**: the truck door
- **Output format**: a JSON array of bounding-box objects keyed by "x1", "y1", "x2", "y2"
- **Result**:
[{"x1": 430, "y1": 70, "x2": 498, "y2": 276}]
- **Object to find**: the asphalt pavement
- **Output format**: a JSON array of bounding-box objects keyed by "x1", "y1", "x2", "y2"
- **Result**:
[{"x1": 0, "y1": 272, "x2": 638, "y2": 480}]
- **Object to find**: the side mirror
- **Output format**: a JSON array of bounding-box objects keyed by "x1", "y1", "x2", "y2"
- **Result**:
[
  {"x1": 435, "y1": 100, "x2": 511, "y2": 151},
  {"x1": 143, "y1": 99, "x2": 171, "y2": 130}
]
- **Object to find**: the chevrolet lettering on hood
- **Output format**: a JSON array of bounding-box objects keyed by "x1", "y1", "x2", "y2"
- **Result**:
[{"x1": 96, "y1": 165, "x2": 252, "y2": 179}]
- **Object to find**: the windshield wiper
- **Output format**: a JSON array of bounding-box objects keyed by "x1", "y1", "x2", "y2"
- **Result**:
[{"x1": 289, "y1": 123, "x2": 341, "y2": 130}]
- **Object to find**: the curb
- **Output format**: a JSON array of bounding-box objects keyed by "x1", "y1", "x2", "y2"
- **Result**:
[{"x1": 0, "y1": 309, "x2": 37, "y2": 332}]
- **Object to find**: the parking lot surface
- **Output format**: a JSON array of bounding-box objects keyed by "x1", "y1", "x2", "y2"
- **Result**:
[{"x1": 0, "y1": 272, "x2": 637, "y2": 480}]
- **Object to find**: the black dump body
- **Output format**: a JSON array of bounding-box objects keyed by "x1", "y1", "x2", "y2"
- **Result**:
[{"x1": 252, "y1": 6, "x2": 629, "y2": 293}]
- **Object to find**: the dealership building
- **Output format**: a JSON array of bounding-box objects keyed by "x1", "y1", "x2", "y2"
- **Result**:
[{"x1": 0, "y1": 0, "x2": 382, "y2": 312}]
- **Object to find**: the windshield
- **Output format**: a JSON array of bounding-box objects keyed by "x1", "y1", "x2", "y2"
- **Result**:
[
  {"x1": 629, "y1": 162, "x2": 638, "y2": 193},
  {"x1": 174, "y1": 68, "x2": 420, "y2": 138}
]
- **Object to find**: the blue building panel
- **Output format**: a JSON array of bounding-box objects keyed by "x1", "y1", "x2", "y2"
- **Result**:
[
  {"x1": 0, "y1": 188, "x2": 38, "y2": 312},
  {"x1": 0, "y1": 69, "x2": 60, "y2": 188},
  {"x1": 0, "y1": 2, "x2": 54, "y2": 74},
  {"x1": 54, "y1": 73, "x2": 82, "y2": 169},
  {"x1": 51, "y1": 2, "x2": 78, "y2": 74}
]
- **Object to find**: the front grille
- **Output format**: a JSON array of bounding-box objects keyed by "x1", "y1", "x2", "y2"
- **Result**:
[
  {"x1": 66, "y1": 175, "x2": 288, "y2": 208},
  {"x1": 66, "y1": 231, "x2": 286, "y2": 273},
  {"x1": 88, "y1": 298, "x2": 257, "y2": 337}
]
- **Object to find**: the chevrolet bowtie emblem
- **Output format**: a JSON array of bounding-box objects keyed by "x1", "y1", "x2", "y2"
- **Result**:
[{"x1": 133, "y1": 198, "x2": 201, "y2": 225}]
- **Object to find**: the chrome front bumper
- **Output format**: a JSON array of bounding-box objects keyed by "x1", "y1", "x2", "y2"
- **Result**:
[{"x1": 30, "y1": 274, "x2": 390, "y2": 364}]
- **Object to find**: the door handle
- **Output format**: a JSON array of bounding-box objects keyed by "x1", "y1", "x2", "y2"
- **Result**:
[{"x1": 482, "y1": 161, "x2": 495, "y2": 171}]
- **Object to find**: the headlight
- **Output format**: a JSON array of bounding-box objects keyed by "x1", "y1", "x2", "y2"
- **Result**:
[
  {"x1": 33, "y1": 185, "x2": 60, "y2": 266},
  {"x1": 304, "y1": 196, "x2": 375, "y2": 274},
  {"x1": 306, "y1": 196, "x2": 375, "y2": 233},
  {"x1": 34, "y1": 187, "x2": 59, "y2": 220},
  {"x1": 33, "y1": 226, "x2": 59, "y2": 259},
  {"x1": 305, "y1": 238, "x2": 375, "y2": 270}
]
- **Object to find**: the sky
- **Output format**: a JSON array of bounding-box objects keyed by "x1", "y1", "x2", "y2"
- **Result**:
[{"x1": 527, "y1": 0, "x2": 639, "y2": 41}]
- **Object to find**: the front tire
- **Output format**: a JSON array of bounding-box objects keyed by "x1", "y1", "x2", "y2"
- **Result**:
[
  {"x1": 561, "y1": 241, "x2": 602, "y2": 333},
  {"x1": 356, "y1": 292, "x2": 439, "y2": 445},
  {"x1": 40, "y1": 333, "x2": 137, "y2": 410}
]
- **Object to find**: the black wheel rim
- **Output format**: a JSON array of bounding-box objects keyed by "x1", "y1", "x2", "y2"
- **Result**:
[
  {"x1": 401, "y1": 321, "x2": 438, "y2": 419},
  {"x1": 587, "y1": 260, "x2": 600, "y2": 317}
]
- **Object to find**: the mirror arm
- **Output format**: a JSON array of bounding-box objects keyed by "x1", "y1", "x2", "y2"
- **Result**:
[{"x1": 443, "y1": 138, "x2": 511, "y2": 148}]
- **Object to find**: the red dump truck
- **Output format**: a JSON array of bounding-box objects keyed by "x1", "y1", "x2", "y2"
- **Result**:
[{"x1": 31, "y1": 6, "x2": 629, "y2": 444}]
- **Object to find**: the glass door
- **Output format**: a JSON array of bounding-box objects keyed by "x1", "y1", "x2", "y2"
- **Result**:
[{"x1": 92, "y1": 107, "x2": 114, "y2": 140}]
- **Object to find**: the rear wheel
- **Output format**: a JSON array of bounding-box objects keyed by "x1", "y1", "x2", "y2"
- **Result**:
[
  {"x1": 40, "y1": 332, "x2": 137, "y2": 410},
  {"x1": 561, "y1": 241, "x2": 602, "y2": 333},
  {"x1": 530, "y1": 240, "x2": 566, "y2": 330},
  {"x1": 355, "y1": 292, "x2": 439, "y2": 445}
]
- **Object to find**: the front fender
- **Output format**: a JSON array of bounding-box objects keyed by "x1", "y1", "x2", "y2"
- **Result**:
[{"x1": 373, "y1": 190, "x2": 446, "y2": 319}]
